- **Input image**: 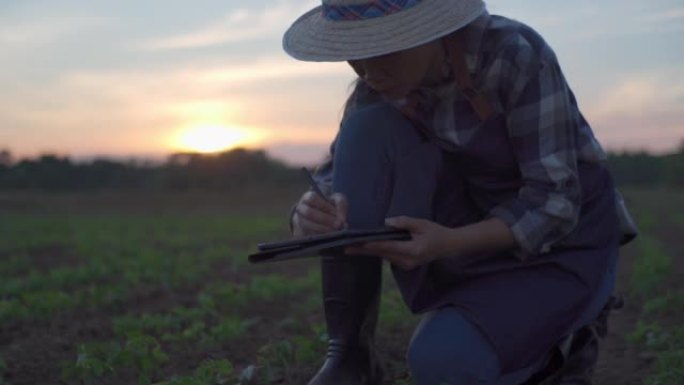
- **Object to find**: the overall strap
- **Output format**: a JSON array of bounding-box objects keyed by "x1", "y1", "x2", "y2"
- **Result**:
[{"x1": 442, "y1": 33, "x2": 494, "y2": 121}]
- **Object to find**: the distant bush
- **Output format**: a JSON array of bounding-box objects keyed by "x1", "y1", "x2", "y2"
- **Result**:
[
  {"x1": 607, "y1": 146, "x2": 684, "y2": 187},
  {"x1": 0, "y1": 143, "x2": 682, "y2": 191},
  {"x1": 0, "y1": 148, "x2": 301, "y2": 191}
]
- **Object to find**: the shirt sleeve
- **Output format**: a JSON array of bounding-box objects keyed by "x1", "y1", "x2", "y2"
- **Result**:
[
  {"x1": 311, "y1": 138, "x2": 336, "y2": 196},
  {"x1": 488, "y1": 39, "x2": 582, "y2": 259}
]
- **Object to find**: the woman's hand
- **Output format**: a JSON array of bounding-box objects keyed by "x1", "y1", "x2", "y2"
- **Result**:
[
  {"x1": 347, "y1": 216, "x2": 518, "y2": 270},
  {"x1": 345, "y1": 216, "x2": 453, "y2": 271},
  {"x1": 292, "y1": 191, "x2": 348, "y2": 237}
]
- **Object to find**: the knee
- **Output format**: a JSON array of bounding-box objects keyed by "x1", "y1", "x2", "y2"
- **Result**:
[
  {"x1": 339, "y1": 102, "x2": 420, "y2": 148},
  {"x1": 407, "y1": 309, "x2": 500, "y2": 385},
  {"x1": 407, "y1": 338, "x2": 496, "y2": 385},
  {"x1": 407, "y1": 338, "x2": 460, "y2": 383}
]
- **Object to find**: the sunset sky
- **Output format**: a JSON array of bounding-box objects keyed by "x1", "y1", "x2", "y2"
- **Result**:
[{"x1": 1, "y1": 0, "x2": 682, "y2": 166}]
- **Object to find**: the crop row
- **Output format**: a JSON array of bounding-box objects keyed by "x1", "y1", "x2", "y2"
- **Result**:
[
  {"x1": 1, "y1": 212, "x2": 425, "y2": 384},
  {"x1": 626, "y1": 204, "x2": 684, "y2": 384},
  {"x1": 0, "y1": 214, "x2": 289, "y2": 324},
  {"x1": 57, "y1": 268, "x2": 325, "y2": 384},
  {"x1": 54, "y1": 266, "x2": 419, "y2": 384}
]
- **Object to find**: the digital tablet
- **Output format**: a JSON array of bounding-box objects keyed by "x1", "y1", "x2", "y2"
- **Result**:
[{"x1": 249, "y1": 227, "x2": 411, "y2": 264}]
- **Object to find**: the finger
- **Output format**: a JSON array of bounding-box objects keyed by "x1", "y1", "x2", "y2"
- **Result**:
[
  {"x1": 344, "y1": 245, "x2": 397, "y2": 260},
  {"x1": 345, "y1": 247, "x2": 417, "y2": 270},
  {"x1": 369, "y1": 250, "x2": 418, "y2": 270},
  {"x1": 296, "y1": 214, "x2": 336, "y2": 234},
  {"x1": 345, "y1": 242, "x2": 407, "y2": 257},
  {"x1": 358, "y1": 240, "x2": 412, "y2": 256},
  {"x1": 298, "y1": 201, "x2": 338, "y2": 228},
  {"x1": 303, "y1": 191, "x2": 337, "y2": 216},
  {"x1": 330, "y1": 193, "x2": 348, "y2": 227},
  {"x1": 389, "y1": 256, "x2": 420, "y2": 271},
  {"x1": 385, "y1": 216, "x2": 424, "y2": 231}
]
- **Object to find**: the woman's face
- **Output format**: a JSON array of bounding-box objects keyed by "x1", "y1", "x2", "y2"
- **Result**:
[{"x1": 348, "y1": 40, "x2": 445, "y2": 99}]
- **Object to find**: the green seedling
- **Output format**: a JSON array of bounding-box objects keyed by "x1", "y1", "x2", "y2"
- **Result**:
[
  {"x1": 0, "y1": 253, "x2": 31, "y2": 276},
  {"x1": 199, "y1": 282, "x2": 249, "y2": 311},
  {"x1": 673, "y1": 213, "x2": 684, "y2": 228},
  {"x1": 291, "y1": 335, "x2": 325, "y2": 366},
  {"x1": 646, "y1": 348, "x2": 684, "y2": 385},
  {"x1": 20, "y1": 290, "x2": 76, "y2": 319},
  {"x1": 0, "y1": 358, "x2": 9, "y2": 385},
  {"x1": 628, "y1": 321, "x2": 667, "y2": 349},
  {"x1": 644, "y1": 326, "x2": 684, "y2": 385},
  {"x1": 112, "y1": 314, "x2": 180, "y2": 337},
  {"x1": 643, "y1": 289, "x2": 684, "y2": 317},
  {"x1": 210, "y1": 317, "x2": 258, "y2": 344},
  {"x1": 61, "y1": 342, "x2": 120, "y2": 385},
  {"x1": 631, "y1": 236, "x2": 671, "y2": 297},
  {"x1": 171, "y1": 306, "x2": 208, "y2": 324},
  {"x1": 118, "y1": 335, "x2": 169, "y2": 385},
  {"x1": 79, "y1": 283, "x2": 130, "y2": 309},
  {"x1": 192, "y1": 359, "x2": 234, "y2": 384},
  {"x1": 255, "y1": 340, "x2": 294, "y2": 383},
  {"x1": 154, "y1": 359, "x2": 235, "y2": 385},
  {"x1": 276, "y1": 316, "x2": 303, "y2": 333},
  {"x1": 0, "y1": 298, "x2": 29, "y2": 323},
  {"x1": 247, "y1": 271, "x2": 319, "y2": 302},
  {"x1": 252, "y1": 332, "x2": 327, "y2": 384}
]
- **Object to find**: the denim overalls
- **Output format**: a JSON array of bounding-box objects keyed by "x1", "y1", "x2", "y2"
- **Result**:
[{"x1": 325, "y1": 100, "x2": 620, "y2": 384}]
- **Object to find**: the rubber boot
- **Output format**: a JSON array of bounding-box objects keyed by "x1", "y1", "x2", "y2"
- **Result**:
[
  {"x1": 555, "y1": 295, "x2": 624, "y2": 385},
  {"x1": 552, "y1": 325, "x2": 599, "y2": 385},
  {"x1": 525, "y1": 295, "x2": 624, "y2": 385},
  {"x1": 308, "y1": 252, "x2": 385, "y2": 385}
]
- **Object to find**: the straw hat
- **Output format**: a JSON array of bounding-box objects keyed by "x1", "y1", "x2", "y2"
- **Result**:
[{"x1": 283, "y1": 0, "x2": 486, "y2": 62}]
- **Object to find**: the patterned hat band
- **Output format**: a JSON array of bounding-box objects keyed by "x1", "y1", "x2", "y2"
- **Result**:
[{"x1": 323, "y1": 0, "x2": 423, "y2": 21}]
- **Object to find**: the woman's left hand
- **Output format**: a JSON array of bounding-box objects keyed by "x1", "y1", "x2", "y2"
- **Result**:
[{"x1": 345, "y1": 216, "x2": 453, "y2": 271}]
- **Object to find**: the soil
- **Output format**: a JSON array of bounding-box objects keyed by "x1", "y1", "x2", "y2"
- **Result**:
[
  {"x1": 594, "y1": 190, "x2": 684, "y2": 384},
  {"x1": 0, "y1": 259, "x2": 322, "y2": 385},
  {"x1": 1, "y1": 190, "x2": 682, "y2": 385},
  {"x1": 592, "y1": 242, "x2": 655, "y2": 385}
]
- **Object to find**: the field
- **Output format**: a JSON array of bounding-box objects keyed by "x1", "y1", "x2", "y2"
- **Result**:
[{"x1": 0, "y1": 187, "x2": 682, "y2": 385}]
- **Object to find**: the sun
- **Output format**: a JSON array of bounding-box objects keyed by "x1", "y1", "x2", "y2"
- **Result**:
[{"x1": 171, "y1": 125, "x2": 260, "y2": 153}]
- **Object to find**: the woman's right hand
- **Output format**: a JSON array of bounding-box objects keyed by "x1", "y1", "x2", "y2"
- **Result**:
[{"x1": 292, "y1": 191, "x2": 348, "y2": 237}]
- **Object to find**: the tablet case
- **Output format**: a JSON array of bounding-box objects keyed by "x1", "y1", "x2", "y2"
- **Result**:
[{"x1": 248, "y1": 227, "x2": 411, "y2": 264}]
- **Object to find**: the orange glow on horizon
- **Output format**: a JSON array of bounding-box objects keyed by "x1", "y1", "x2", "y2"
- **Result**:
[{"x1": 169, "y1": 124, "x2": 264, "y2": 153}]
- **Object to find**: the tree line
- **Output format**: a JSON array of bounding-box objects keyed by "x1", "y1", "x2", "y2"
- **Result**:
[
  {"x1": 0, "y1": 145, "x2": 682, "y2": 191},
  {"x1": 0, "y1": 148, "x2": 301, "y2": 191},
  {"x1": 607, "y1": 148, "x2": 683, "y2": 187}
]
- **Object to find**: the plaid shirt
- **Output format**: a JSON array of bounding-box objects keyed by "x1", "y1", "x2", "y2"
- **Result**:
[{"x1": 313, "y1": 11, "x2": 615, "y2": 257}]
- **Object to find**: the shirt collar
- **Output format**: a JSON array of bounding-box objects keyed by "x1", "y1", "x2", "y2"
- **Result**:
[{"x1": 460, "y1": 10, "x2": 490, "y2": 74}]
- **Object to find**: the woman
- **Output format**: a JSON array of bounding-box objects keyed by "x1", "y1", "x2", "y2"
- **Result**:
[{"x1": 285, "y1": 1, "x2": 636, "y2": 384}]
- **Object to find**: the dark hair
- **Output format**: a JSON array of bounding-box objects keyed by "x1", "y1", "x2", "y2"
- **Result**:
[
  {"x1": 341, "y1": 78, "x2": 362, "y2": 120},
  {"x1": 340, "y1": 76, "x2": 384, "y2": 123}
]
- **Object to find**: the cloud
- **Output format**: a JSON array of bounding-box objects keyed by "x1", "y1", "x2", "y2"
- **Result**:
[
  {"x1": 586, "y1": 72, "x2": 684, "y2": 152},
  {"x1": 134, "y1": 1, "x2": 315, "y2": 51},
  {"x1": 572, "y1": 4, "x2": 684, "y2": 40},
  {"x1": 0, "y1": 54, "x2": 350, "y2": 159},
  {"x1": 488, "y1": 4, "x2": 600, "y2": 29},
  {"x1": 60, "y1": 56, "x2": 348, "y2": 99},
  {"x1": 0, "y1": 15, "x2": 111, "y2": 46},
  {"x1": 644, "y1": 7, "x2": 684, "y2": 22},
  {"x1": 195, "y1": 58, "x2": 348, "y2": 84},
  {"x1": 487, "y1": 0, "x2": 683, "y2": 41},
  {"x1": 589, "y1": 73, "x2": 683, "y2": 116}
]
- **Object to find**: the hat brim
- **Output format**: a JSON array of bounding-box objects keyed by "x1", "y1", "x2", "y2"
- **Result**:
[{"x1": 283, "y1": 0, "x2": 486, "y2": 62}]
